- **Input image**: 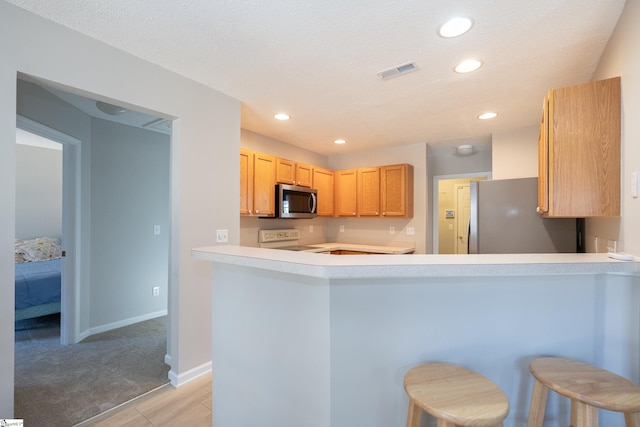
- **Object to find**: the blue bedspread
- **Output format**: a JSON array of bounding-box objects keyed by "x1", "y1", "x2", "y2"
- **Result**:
[{"x1": 15, "y1": 258, "x2": 62, "y2": 309}]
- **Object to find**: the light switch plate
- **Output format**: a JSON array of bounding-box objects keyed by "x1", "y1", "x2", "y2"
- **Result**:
[
  {"x1": 216, "y1": 229, "x2": 229, "y2": 243},
  {"x1": 632, "y1": 171, "x2": 639, "y2": 198}
]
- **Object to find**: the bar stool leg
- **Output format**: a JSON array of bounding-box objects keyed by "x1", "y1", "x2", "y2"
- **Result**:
[
  {"x1": 406, "y1": 399, "x2": 422, "y2": 427},
  {"x1": 573, "y1": 400, "x2": 598, "y2": 427},
  {"x1": 625, "y1": 412, "x2": 640, "y2": 427},
  {"x1": 527, "y1": 379, "x2": 549, "y2": 427}
]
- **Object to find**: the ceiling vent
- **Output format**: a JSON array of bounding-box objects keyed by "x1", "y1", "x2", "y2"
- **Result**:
[{"x1": 377, "y1": 62, "x2": 418, "y2": 80}]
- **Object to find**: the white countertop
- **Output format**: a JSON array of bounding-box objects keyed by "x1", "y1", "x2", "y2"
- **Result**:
[{"x1": 192, "y1": 245, "x2": 640, "y2": 279}]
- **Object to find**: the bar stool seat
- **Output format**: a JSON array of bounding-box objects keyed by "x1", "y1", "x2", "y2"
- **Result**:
[
  {"x1": 404, "y1": 363, "x2": 509, "y2": 427},
  {"x1": 527, "y1": 357, "x2": 640, "y2": 427}
]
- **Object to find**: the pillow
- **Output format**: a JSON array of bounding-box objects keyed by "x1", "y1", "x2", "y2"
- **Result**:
[{"x1": 17, "y1": 237, "x2": 62, "y2": 262}]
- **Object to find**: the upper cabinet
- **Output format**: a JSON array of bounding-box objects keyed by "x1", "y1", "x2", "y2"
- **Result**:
[
  {"x1": 336, "y1": 164, "x2": 414, "y2": 218},
  {"x1": 335, "y1": 169, "x2": 358, "y2": 217},
  {"x1": 313, "y1": 167, "x2": 335, "y2": 217},
  {"x1": 357, "y1": 167, "x2": 381, "y2": 216},
  {"x1": 537, "y1": 77, "x2": 621, "y2": 218},
  {"x1": 276, "y1": 158, "x2": 314, "y2": 187},
  {"x1": 381, "y1": 164, "x2": 414, "y2": 217},
  {"x1": 241, "y1": 150, "x2": 276, "y2": 217},
  {"x1": 240, "y1": 149, "x2": 254, "y2": 216},
  {"x1": 241, "y1": 149, "x2": 414, "y2": 219}
]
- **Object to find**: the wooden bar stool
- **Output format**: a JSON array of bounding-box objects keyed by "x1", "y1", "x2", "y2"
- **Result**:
[
  {"x1": 404, "y1": 363, "x2": 509, "y2": 427},
  {"x1": 527, "y1": 357, "x2": 640, "y2": 427}
]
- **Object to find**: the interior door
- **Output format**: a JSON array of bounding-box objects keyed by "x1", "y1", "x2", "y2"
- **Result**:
[{"x1": 455, "y1": 184, "x2": 471, "y2": 254}]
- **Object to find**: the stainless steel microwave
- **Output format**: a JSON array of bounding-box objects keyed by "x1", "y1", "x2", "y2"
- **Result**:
[{"x1": 276, "y1": 184, "x2": 317, "y2": 218}]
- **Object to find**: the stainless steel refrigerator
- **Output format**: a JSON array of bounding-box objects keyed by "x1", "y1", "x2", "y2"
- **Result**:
[{"x1": 468, "y1": 177, "x2": 582, "y2": 254}]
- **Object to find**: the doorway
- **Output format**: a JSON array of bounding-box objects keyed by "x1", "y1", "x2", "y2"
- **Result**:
[
  {"x1": 16, "y1": 117, "x2": 80, "y2": 345},
  {"x1": 14, "y1": 77, "x2": 172, "y2": 423},
  {"x1": 433, "y1": 172, "x2": 490, "y2": 254}
]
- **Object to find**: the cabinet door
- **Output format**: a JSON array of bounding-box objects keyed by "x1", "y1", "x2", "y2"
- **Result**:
[
  {"x1": 381, "y1": 164, "x2": 413, "y2": 217},
  {"x1": 313, "y1": 167, "x2": 334, "y2": 216},
  {"x1": 295, "y1": 163, "x2": 313, "y2": 187},
  {"x1": 336, "y1": 169, "x2": 357, "y2": 217},
  {"x1": 357, "y1": 167, "x2": 380, "y2": 216},
  {"x1": 542, "y1": 77, "x2": 620, "y2": 217},
  {"x1": 253, "y1": 153, "x2": 276, "y2": 216},
  {"x1": 240, "y1": 149, "x2": 254, "y2": 215},
  {"x1": 537, "y1": 100, "x2": 549, "y2": 215},
  {"x1": 276, "y1": 158, "x2": 295, "y2": 185}
]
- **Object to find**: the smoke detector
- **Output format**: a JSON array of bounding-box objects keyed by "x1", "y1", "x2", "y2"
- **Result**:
[{"x1": 377, "y1": 62, "x2": 419, "y2": 80}]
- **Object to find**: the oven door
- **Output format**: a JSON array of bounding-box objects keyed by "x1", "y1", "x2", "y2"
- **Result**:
[{"x1": 277, "y1": 184, "x2": 317, "y2": 218}]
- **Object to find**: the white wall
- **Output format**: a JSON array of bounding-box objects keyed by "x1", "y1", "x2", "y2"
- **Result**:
[
  {"x1": 15, "y1": 143, "x2": 62, "y2": 239},
  {"x1": 491, "y1": 125, "x2": 539, "y2": 180},
  {"x1": 0, "y1": 1, "x2": 240, "y2": 415},
  {"x1": 588, "y1": 0, "x2": 640, "y2": 255}
]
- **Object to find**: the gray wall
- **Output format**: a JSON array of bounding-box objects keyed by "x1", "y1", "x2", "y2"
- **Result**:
[
  {"x1": 1, "y1": 1, "x2": 240, "y2": 415},
  {"x1": 15, "y1": 143, "x2": 62, "y2": 239},
  {"x1": 89, "y1": 118, "x2": 169, "y2": 329}
]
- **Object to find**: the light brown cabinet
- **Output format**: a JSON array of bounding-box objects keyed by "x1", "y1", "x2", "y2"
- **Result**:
[
  {"x1": 335, "y1": 169, "x2": 358, "y2": 216},
  {"x1": 336, "y1": 164, "x2": 413, "y2": 218},
  {"x1": 242, "y1": 149, "x2": 414, "y2": 219},
  {"x1": 357, "y1": 167, "x2": 381, "y2": 216},
  {"x1": 276, "y1": 158, "x2": 314, "y2": 187},
  {"x1": 313, "y1": 167, "x2": 335, "y2": 216},
  {"x1": 381, "y1": 164, "x2": 414, "y2": 217},
  {"x1": 240, "y1": 149, "x2": 276, "y2": 217},
  {"x1": 537, "y1": 77, "x2": 621, "y2": 217},
  {"x1": 240, "y1": 149, "x2": 254, "y2": 215}
]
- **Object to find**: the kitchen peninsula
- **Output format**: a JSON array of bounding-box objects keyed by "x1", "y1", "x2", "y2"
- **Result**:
[{"x1": 193, "y1": 246, "x2": 640, "y2": 427}]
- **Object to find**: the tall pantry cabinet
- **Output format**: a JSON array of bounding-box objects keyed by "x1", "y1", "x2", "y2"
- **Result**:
[{"x1": 537, "y1": 77, "x2": 621, "y2": 218}]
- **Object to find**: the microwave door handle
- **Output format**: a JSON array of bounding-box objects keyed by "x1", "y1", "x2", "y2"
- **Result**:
[{"x1": 310, "y1": 193, "x2": 317, "y2": 214}]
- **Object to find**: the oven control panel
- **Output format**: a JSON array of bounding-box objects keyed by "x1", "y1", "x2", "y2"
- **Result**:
[{"x1": 259, "y1": 229, "x2": 300, "y2": 243}]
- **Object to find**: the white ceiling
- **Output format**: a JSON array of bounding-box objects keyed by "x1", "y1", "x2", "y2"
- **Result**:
[{"x1": 6, "y1": 0, "x2": 626, "y2": 156}]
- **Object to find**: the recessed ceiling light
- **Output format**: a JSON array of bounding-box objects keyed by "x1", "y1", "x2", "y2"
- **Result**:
[
  {"x1": 274, "y1": 113, "x2": 290, "y2": 121},
  {"x1": 454, "y1": 59, "x2": 482, "y2": 73},
  {"x1": 439, "y1": 17, "x2": 473, "y2": 38},
  {"x1": 334, "y1": 139, "x2": 346, "y2": 145},
  {"x1": 478, "y1": 112, "x2": 498, "y2": 120}
]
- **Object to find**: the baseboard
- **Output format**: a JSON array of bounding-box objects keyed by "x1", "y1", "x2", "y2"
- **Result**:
[
  {"x1": 168, "y1": 360, "x2": 212, "y2": 387},
  {"x1": 79, "y1": 310, "x2": 168, "y2": 341}
]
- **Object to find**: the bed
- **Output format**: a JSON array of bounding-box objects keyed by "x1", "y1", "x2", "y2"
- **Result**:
[{"x1": 15, "y1": 237, "x2": 63, "y2": 322}]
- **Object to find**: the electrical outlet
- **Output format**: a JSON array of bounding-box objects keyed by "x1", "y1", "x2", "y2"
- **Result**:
[
  {"x1": 340, "y1": 225, "x2": 345, "y2": 233},
  {"x1": 406, "y1": 227, "x2": 415, "y2": 236},
  {"x1": 389, "y1": 226, "x2": 395, "y2": 235},
  {"x1": 152, "y1": 286, "x2": 160, "y2": 297},
  {"x1": 216, "y1": 229, "x2": 229, "y2": 243},
  {"x1": 309, "y1": 225, "x2": 314, "y2": 233},
  {"x1": 153, "y1": 225, "x2": 161, "y2": 235}
]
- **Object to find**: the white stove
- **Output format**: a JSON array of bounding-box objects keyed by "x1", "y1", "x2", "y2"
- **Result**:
[{"x1": 259, "y1": 229, "x2": 328, "y2": 253}]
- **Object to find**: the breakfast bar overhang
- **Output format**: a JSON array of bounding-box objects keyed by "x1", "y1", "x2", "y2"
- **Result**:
[{"x1": 192, "y1": 247, "x2": 640, "y2": 427}]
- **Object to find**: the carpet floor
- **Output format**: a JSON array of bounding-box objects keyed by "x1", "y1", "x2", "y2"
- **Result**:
[{"x1": 14, "y1": 314, "x2": 170, "y2": 426}]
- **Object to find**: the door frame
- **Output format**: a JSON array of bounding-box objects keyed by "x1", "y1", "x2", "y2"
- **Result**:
[
  {"x1": 432, "y1": 171, "x2": 491, "y2": 254},
  {"x1": 16, "y1": 115, "x2": 81, "y2": 345}
]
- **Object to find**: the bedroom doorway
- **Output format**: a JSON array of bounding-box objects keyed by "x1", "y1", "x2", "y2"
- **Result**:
[{"x1": 15, "y1": 117, "x2": 80, "y2": 346}]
